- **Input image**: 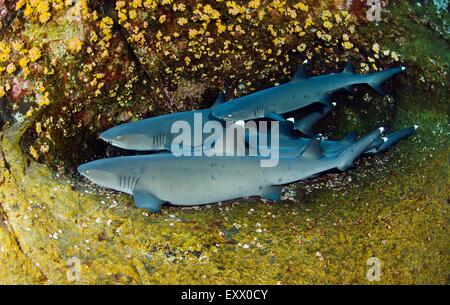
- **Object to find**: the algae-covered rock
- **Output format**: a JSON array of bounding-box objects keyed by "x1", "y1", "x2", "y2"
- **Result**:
[
  {"x1": 0, "y1": 0, "x2": 448, "y2": 284},
  {"x1": 1, "y1": 0, "x2": 411, "y2": 169},
  {"x1": 0, "y1": 106, "x2": 448, "y2": 284}
]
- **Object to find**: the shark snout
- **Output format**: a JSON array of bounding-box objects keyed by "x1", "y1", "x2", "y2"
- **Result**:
[
  {"x1": 77, "y1": 163, "x2": 90, "y2": 177},
  {"x1": 99, "y1": 130, "x2": 115, "y2": 143}
]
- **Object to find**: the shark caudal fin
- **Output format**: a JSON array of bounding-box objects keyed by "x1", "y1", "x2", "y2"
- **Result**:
[
  {"x1": 342, "y1": 62, "x2": 406, "y2": 96},
  {"x1": 337, "y1": 127, "x2": 385, "y2": 171},
  {"x1": 366, "y1": 66, "x2": 406, "y2": 96},
  {"x1": 365, "y1": 126, "x2": 417, "y2": 154}
]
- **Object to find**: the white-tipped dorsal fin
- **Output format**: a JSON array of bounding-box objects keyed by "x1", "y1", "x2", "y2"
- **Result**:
[
  {"x1": 292, "y1": 59, "x2": 309, "y2": 81},
  {"x1": 302, "y1": 138, "x2": 322, "y2": 159},
  {"x1": 211, "y1": 92, "x2": 226, "y2": 108},
  {"x1": 343, "y1": 61, "x2": 356, "y2": 75}
]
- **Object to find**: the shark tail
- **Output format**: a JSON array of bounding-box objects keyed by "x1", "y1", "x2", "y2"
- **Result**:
[
  {"x1": 366, "y1": 66, "x2": 406, "y2": 96},
  {"x1": 365, "y1": 126, "x2": 417, "y2": 154},
  {"x1": 342, "y1": 62, "x2": 406, "y2": 96},
  {"x1": 337, "y1": 127, "x2": 385, "y2": 171}
]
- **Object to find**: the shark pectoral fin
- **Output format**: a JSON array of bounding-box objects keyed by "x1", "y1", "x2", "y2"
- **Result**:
[
  {"x1": 133, "y1": 191, "x2": 164, "y2": 213},
  {"x1": 259, "y1": 185, "x2": 283, "y2": 201},
  {"x1": 211, "y1": 92, "x2": 226, "y2": 108},
  {"x1": 265, "y1": 112, "x2": 286, "y2": 122}
]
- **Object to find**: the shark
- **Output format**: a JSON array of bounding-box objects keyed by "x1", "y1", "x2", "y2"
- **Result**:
[
  {"x1": 212, "y1": 61, "x2": 406, "y2": 122},
  {"x1": 247, "y1": 121, "x2": 417, "y2": 158},
  {"x1": 99, "y1": 93, "x2": 227, "y2": 151},
  {"x1": 78, "y1": 127, "x2": 385, "y2": 212},
  {"x1": 247, "y1": 101, "x2": 417, "y2": 158}
]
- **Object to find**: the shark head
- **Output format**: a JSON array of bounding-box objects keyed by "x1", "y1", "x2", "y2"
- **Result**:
[
  {"x1": 99, "y1": 120, "x2": 170, "y2": 151},
  {"x1": 212, "y1": 101, "x2": 256, "y2": 121},
  {"x1": 78, "y1": 158, "x2": 140, "y2": 194}
]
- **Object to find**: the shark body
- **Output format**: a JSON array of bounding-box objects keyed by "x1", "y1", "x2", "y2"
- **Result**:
[
  {"x1": 99, "y1": 62, "x2": 405, "y2": 152},
  {"x1": 78, "y1": 128, "x2": 384, "y2": 212},
  {"x1": 212, "y1": 62, "x2": 405, "y2": 122},
  {"x1": 99, "y1": 93, "x2": 226, "y2": 151},
  {"x1": 248, "y1": 122, "x2": 417, "y2": 158}
]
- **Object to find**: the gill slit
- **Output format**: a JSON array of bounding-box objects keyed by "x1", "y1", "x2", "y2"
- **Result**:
[{"x1": 119, "y1": 176, "x2": 141, "y2": 192}]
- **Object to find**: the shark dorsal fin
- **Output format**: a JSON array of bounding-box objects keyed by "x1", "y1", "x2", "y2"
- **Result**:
[
  {"x1": 302, "y1": 138, "x2": 322, "y2": 158},
  {"x1": 343, "y1": 62, "x2": 356, "y2": 75},
  {"x1": 292, "y1": 60, "x2": 309, "y2": 82},
  {"x1": 211, "y1": 92, "x2": 226, "y2": 108}
]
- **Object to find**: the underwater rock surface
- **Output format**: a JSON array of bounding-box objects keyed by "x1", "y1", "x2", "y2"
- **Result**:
[
  {"x1": 0, "y1": 112, "x2": 448, "y2": 284},
  {"x1": 0, "y1": 1, "x2": 448, "y2": 283}
]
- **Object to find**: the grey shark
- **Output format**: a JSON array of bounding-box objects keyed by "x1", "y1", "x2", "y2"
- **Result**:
[
  {"x1": 212, "y1": 61, "x2": 406, "y2": 122},
  {"x1": 248, "y1": 117, "x2": 417, "y2": 158},
  {"x1": 78, "y1": 128, "x2": 384, "y2": 212},
  {"x1": 99, "y1": 93, "x2": 227, "y2": 151}
]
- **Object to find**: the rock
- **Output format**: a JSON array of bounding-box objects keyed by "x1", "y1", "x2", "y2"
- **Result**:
[{"x1": 0, "y1": 0, "x2": 448, "y2": 284}]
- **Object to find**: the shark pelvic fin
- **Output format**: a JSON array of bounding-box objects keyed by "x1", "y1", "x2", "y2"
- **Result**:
[
  {"x1": 344, "y1": 86, "x2": 354, "y2": 93},
  {"x1": 133, "y1": 191, "x2": 164, "y2": 213},
  {"x1": 259, "y1": 185, "x2": 283, "y2": 201},
  {"x1": 211, "y1": 92, "x2": 226, "y2": 108},
  {"x1": 302, "y1": 138, "x2": 322, "y2": 159},
  {"x1": 368, "y1": 83, "x2": 386, "y2": 96},
  {"x1": 266, "y1": 112, "x2": 286, "y2": 122},
  {"x1": 341, "y1": 131, "x2": 358, "y2": 145},
  {"x1": 343, "y1": 61, "x2": 356, "y2": 75},
  {"x1": 318, "y1": 94, "x2": 332, "y2": 106},
  {"x1": 292, "y1": 60, "x2": 309, "y2": 81}
]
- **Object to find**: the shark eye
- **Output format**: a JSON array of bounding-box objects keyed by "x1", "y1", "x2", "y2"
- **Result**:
[
  {"x1": 85, "y1": 170, "x2": 90, "y2": 175},
  {"x1": 116, "y1": 135, "x2": 123, "y2": 140}
]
